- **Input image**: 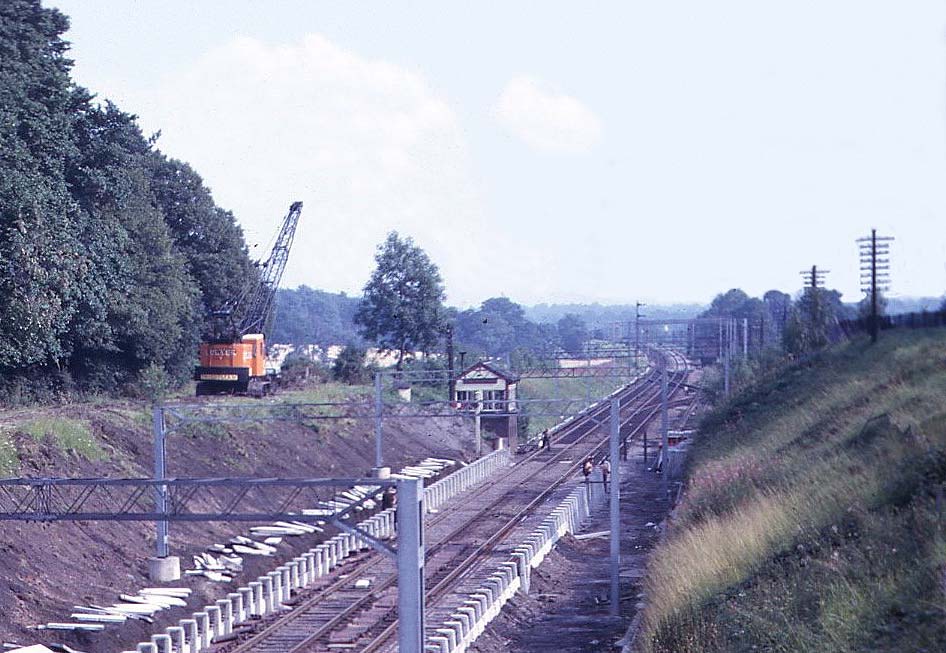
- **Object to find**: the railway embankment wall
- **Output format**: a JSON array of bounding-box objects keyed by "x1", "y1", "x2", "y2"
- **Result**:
[
  {"x1": 639, "y1": 329, "x2": 946, "y2": 652},
  {"x1": 0, "y1": 389, "x2": 476, "y2": 651}
]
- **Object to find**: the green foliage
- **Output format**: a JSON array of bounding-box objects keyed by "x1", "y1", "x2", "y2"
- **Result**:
[
  {"x1": 453, "y1": 297, "x2": 557, "y2": 359},
  {"x1": 355, "y1": 232, "x2": 446, "y2": 369},
  {"x1": 857, "y1": 290, "x2": 888, "y2": 319},
  {"x1": 333, "y1": 345, "x2": 370, "y2": 384},
  {"x1": 147, "y1": 154, "x2": 255, "y2": 324},
  {"x1": 271, "y1": 286, "x2": 363, "y2": 345},
  {"x1": 0, "y1": 1, "x2": 255, "y2": 402},
  {"x1": 556, "y1": 313, "x2": 588, "y2": 355},
  {"x1": 21, "y1": 417, "x2": 104, "y2": 460},
  {"x1": 135, "y1": 362, "x2": 172, "y2": 403},
  {"x1": 280, "y1": 352, "x2": 329, "y2": 387},
  {"x1": 0, "y1": 430, "x2": 17, "y2": 477}
]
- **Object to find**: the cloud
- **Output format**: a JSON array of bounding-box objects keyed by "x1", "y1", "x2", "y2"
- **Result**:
[
  {"x1": 493, "y1": 76, "x2": 602, "y2": 153},
  {"x1": 121, "y1": 34, "x2": 498, "y2": 304}
]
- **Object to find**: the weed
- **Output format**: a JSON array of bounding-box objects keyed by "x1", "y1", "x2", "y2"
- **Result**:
[
  {"x1": 0, "y1": 430, "x2": 17, "y2": 477},
  {"x1": 640, "y1": 329, "x2": 946, "y2": 652},
  {"x1": 20, "y1": 417, "x2": 105, "y2": 461}
]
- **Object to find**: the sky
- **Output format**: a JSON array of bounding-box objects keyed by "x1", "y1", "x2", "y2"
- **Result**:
[{"x1": 50, "y1": 1, "x2": 946, "y2": 308}]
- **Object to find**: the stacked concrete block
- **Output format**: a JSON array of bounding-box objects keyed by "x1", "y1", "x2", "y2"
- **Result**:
[
  {"x1": 425, "y1": 449, "x2": 510, "y2": 513},
  {"x1": 130, "y1": 449, "x2": 511, "y2": 653},
  {"x1": 424, "y1": 475, "x2": 607, "y2": 653}
]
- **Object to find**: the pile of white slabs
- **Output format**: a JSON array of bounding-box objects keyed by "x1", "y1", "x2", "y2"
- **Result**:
[
  {"x1": 53, "y1": 588, "x2": 192, "y2": 630},
  {"x1": 36, "y1": 456, "x2": 459, "y2": 640}
]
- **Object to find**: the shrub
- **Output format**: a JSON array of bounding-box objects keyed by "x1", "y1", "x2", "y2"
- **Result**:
[{"x1": 333, "y1": 345, "x2": 370, "y2": 385}]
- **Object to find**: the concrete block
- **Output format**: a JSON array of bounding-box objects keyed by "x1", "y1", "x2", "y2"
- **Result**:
[
  {"x1": 249, "y1": 581, "x2": 263, "y2": 615},
  {"x1": 193, "y1": 612, "x2": 211, "y2": 649},
  {"x1": 181, "y1": 619, "x2": 198, "y2": 653},
  {"x1": 147, "y1": 556, "x2": 181, "y2": 583},
  {"x1": 165, "y1": 626, "x2": 185, "y2": 653},
  {"x1": 207, "y1": 605, "x2": 223, "y2": 637},
  {"x1": 150, "y1": 634, "x2": 171, "y2": 653},
  {"x1": 227, "y1": 593, "x2": 244, "y2": 624}
]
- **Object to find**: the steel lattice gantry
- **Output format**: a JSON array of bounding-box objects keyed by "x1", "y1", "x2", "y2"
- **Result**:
[
  {"x1": 0, "y1": 474, "x2": 428, "y2": 653},
  {"x1": 0, "y1": 476, "x2": 386, "y2": 524}
]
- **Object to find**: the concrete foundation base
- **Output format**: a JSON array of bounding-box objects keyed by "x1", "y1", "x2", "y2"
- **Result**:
[
  {"x1": 372, "y1": 466, "x2": 391, "y2": 479},
  {"x1": 149, "y1": 555, "x2": 181, "y2": 582}
]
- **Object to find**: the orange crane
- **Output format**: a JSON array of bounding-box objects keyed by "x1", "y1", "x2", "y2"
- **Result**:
[{"x1": 194, "y1": 201, "x2": 303, "y2": 396}]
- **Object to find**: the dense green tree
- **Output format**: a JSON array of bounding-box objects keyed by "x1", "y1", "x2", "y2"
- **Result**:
[
  {"x1": 355, "y1": 232, "x2": 445, "y2": 369},
  {"x1": 557, "y1": 313, "x2": 588, "y2": 355},
  {"x1": 0, "y1": 0, "x2": 88, "y2": 370},
  {"x1": 271, "y1": 286, "x2": 363, "y2": 346},
  {"x1": 332, "y1": 345, "x2": 369, "y2": 384},
  {"x1": 147, "y1": 155, "x2": 255, "y2": 325},
  {"x1": 453, "y1": 297, "x2": 556, "y2": 360},
  {"x1": 0, "y1": 1, "x2": 255, "y2": 399}
]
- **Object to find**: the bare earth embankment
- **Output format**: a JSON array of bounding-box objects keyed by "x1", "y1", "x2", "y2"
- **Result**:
[{"x1": 0, "y1": 383, "x2": 475, "y2": 651}]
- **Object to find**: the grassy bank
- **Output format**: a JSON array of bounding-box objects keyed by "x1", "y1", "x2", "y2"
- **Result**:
[
  {"x1": 518, "y1": 371, "x2": 640, "y2": 439},
  {"x1": 640, "y1": 329, "x2": 946, "y2": 653}
]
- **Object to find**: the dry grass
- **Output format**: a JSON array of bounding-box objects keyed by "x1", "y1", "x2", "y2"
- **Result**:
[{"x1": 640, "y1": 329, "x2": 946, "y2": 652}]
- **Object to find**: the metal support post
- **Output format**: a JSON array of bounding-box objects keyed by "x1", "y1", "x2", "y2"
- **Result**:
[
  {"x1": 152, "y1": 406, "x2": 169, "y2": 558},
  {"x1": 374, "y1": 372, "x2": 383, "y2": 468},
  {"x1": 609, "y1": 398, "x2": 621, "y2": 617},
  {"x1": 723, "y1": 323, "x2": 731, "y2": 398},
  {"x1": 397, "y1": 477, "x2": 425, "y2": 653},
  {"x1": 474, "y1": 396, "x2": 482, "y2": 457},
  {"x1": 718, "y1": 319, "x2": 722, "y2": 362},
  {"x1": 660, "y1": 361, "x2": 669, "y2": 457}
]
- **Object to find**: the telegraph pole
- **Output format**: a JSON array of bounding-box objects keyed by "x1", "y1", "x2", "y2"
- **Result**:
[
  {"x1": 857, "y1": 229, "x2": 893, "y2": 343},
  {"x1": 800, "y1": 265, "x2": 830, "y2": 347}
]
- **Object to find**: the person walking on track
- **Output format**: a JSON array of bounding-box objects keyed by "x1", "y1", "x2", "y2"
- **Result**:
[
  {"x1": 582, "y1": 457, "x2": 594, "y2": 483},
  {"x1": 601, "y1": 458, "x2": 612, "y2": 493}
]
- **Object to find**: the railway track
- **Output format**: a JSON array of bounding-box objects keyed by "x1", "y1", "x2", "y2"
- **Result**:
[{"x1": 222, "y1": 352, "x2": 690, "y2": 653}]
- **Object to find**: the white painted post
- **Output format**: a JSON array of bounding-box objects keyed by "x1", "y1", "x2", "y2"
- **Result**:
[{"x1": 230, "y1": 592, "x2": 245, "y2": 623}]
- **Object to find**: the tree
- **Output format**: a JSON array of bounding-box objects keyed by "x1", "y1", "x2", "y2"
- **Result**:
[
  {"x1": 0, "y1": 1, "x2": 257, "y2": 399},
  {"x1": 355, "y1": 232, "x2": 445, "y2": 369},
  {"x1": 147, "y1": 154, "x2": 255, "y2": 329},
  {"x1": 332, "y1": 345, "x2": 368, "y2": 384},
  {"x1": 0, "y1": 0, "x2": 88, "y2": 370},
  {"x1": 270, "y1": 286, "x2": 363, "y2": 346},
  {"x1": 557, "y1": 313, "x2": 588, "y2": 356},
  {"x1": 857, "y1": 290, "x2": 888, "y2": 320}
]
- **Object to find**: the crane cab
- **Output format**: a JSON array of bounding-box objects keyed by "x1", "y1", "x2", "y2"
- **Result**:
[{"x1": 195, "y1": 333, "x2": 272, "y2": 396}]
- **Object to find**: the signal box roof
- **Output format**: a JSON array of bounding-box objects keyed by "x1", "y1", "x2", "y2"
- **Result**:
[{"x1": 456, "y1": 361, "x2": 519, "y2": 384}]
